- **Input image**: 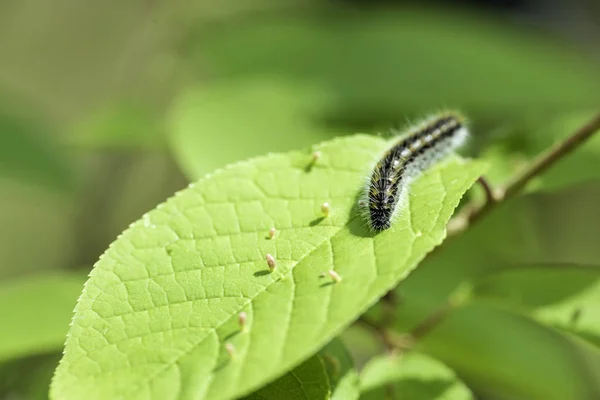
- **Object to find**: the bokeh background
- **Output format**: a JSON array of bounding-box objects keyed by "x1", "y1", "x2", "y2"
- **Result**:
[{"x1": 1, "y1": 0, "x2": 600, "y2": 399}]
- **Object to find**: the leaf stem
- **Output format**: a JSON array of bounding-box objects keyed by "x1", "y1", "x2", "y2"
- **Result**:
[
  {"x1": 449, "y1": 111, "x2": 600, "y2": 235},
  {"x1": 476, "y1": 176, "x2": 497, "y2": 205}
]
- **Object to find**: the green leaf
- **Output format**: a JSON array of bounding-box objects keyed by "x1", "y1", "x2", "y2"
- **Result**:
[
  {"x1": 475, "y1": 265, "x2": 600, "y2": 349},
  {"x1": 410, "y1": 302, "x2": 600, "y2": 400},
  {"x1": 243, "y1": 353, "x2": 330, "y2": 400},
  {"x1": 190, "y1": 8, "x2": 600, "y2": 120},
  {"x1": 243, "y1": 338, "x2": 359, "y2": 400},
  {"x1": 0, "y1": 353, "x2": 61, "y2": 400},
  {"x1": 51, "y1": 134, "x2": 486, "y2": 400},
  {"x1": 359, "y1": 352, "x2": 473, "y2": 400},
  {"x1": 168, "y1": 79, "x2": 339, "y2": 180},
  {"x1": 320, "y1": 338, "x2": 360, "y2": 400},
  {"x1": 0, "y1": 273, "x2": 84, "y2": 362}
]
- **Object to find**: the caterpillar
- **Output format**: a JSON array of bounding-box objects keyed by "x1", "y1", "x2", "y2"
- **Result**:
[{"x1": 361, "y1": 111, "x2": 469, "y2": 232}]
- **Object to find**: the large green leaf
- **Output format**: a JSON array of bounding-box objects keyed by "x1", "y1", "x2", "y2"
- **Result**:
[
  {"x1": 189, "y1": 8, "x2": 600, "y2": 119},
  {"x1": 0, "y1": 273, "x2": 84, "y2": 362},
  {"x1": 51, "y1": 135, "x2": 486, "y2": 400},
  {"x1": 359, "y1": 352, "x2": 473, "y2": 400}
]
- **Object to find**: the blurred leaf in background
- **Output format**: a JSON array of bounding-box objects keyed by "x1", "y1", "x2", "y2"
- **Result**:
[
  {"x1": 0, "y1": 100, "x2": 76, "y2": 279},
  {"x1": 0, "y1": 273, "x2": 84, "y2": 400},
  {"x1": 390, "y1": 180, "x2": 600, "y2": 399},
  {"x1": 411, "y1": 301, "x2": 600, "y2": 400},
  {"x1": 0, "y1": 272, "x2": 84, "y2": 362},
  {"x1": 475, "y1": 264, "x2": 600, "y2": 349},
  {"x1": 186, "y1": 6, "x2": 600, "y2": 127},
  {"x1": 359, "y1": 352, "x2": 473, "y2": 400},
  {"x1": 0, "y1": 353, "x2": 62, "y2": 400}
]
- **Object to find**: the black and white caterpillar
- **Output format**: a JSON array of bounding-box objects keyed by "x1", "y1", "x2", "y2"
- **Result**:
[{"x1": 361, "y1": 111, "x2": 469, "y2": 232}]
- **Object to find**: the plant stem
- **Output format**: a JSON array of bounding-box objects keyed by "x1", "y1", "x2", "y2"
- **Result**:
[
  {"x1": 449, "y1": 111, "x2": 600, "y2": 235},
  {"x1": 476, "y1": 176, "x2": 496, "y2": 205},
  {"x1": 356, "y1": 316, "x2": 399, "y2": 351},
  {"x1": 503, "y1": 112, "x2": 600, "y2": 198}
]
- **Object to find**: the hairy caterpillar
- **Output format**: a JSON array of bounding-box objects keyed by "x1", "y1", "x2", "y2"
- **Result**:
[{"x1": 362, "y1": 111, "x2": 469, "y2": 231}]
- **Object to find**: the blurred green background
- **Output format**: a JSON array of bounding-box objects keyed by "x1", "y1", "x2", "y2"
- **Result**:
[{"x1": 1, "y1": 0, "x2": 600, "y2": 399}]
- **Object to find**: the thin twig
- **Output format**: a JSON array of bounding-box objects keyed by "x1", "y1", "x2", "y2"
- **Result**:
[
  {"x1": 449, "y1": 112, "x2": 600, "y2": 236},
  {"x1": 476, "y1": 176, "x2": 498, "y2": 205},
  {"x1": 356, "y1": 316, "x2": 399, "y2": 351},
  {"x1": 504, "y1": 112, "x2": 600, "y2": 198}
]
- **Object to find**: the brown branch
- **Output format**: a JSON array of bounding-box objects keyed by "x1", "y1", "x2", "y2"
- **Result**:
[
  {"x1": 503, "y1": 112, "x2": 600, "y2": 198},
  {"x1": 476, "y1": 176, "x2": 498, "y2": 205},
  {"x1": 449, "y1": 111, "x2": 600, "y2": 236}
]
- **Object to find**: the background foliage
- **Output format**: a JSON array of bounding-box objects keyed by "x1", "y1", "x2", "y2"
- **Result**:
[{"x1": 1, "y1": 0, "x2": 600, "y2": 399}]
